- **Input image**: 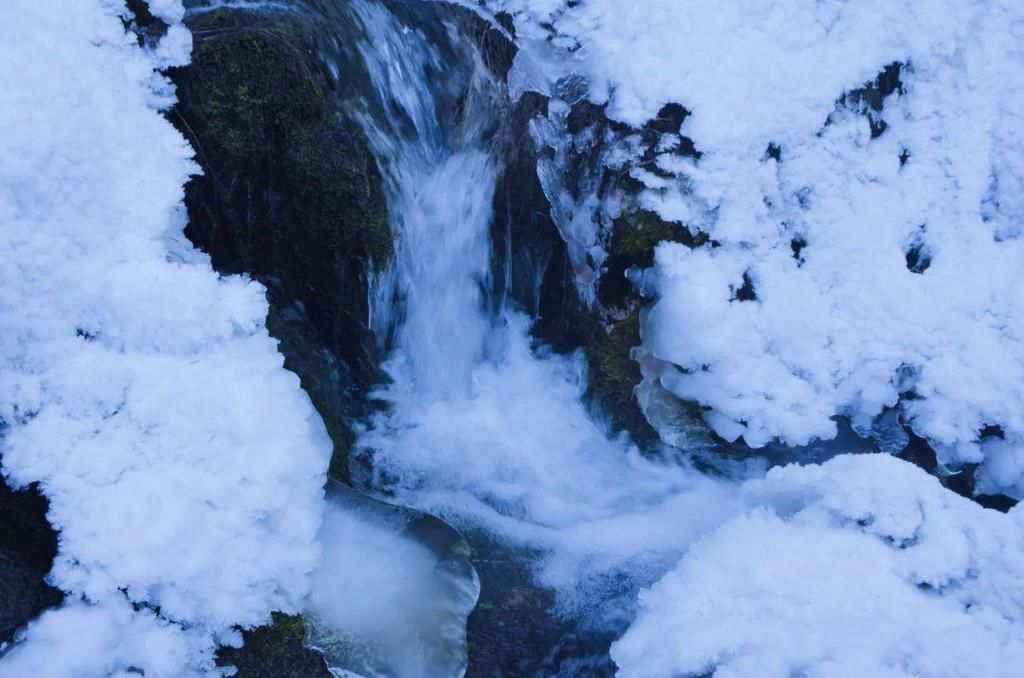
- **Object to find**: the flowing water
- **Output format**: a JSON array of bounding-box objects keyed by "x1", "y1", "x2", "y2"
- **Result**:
[
  {"x1": 347, "y1": 0, "x2": 739, "y2": 669},
  {"x1": 185, "y1": 0, "x2": 741, "y2": 673}
]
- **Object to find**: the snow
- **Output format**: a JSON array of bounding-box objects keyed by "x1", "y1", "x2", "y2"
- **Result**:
[
  {"x1": 611, "y1": 454, "x2": 1024, "y2": 677},
  {"x1": 487, "y1": 0, "x2": 1024, "y2": 495},
  {"x1": 0, "y1": 597, "x2": 216, "y2": 678},
  {"x1": 0, "y1": 0, "x2": 330, "y2": 673}
]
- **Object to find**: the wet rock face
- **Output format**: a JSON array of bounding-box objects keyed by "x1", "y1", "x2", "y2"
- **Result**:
[
  {"x1": 0, "y1": 478, "x2": 62, "y2": 644},
  {"x1": 465, "y1": 534, "x2": 617, "y2": 678},
  {"x1": 170, "y1": 6, "x2": 390, "y2": 481},
  {"x1": 490, "y1": 91, "x2": 599, "y2": 354},
  {"x1": 123, "y1": 0, "x2": 169, "y2": 46}
]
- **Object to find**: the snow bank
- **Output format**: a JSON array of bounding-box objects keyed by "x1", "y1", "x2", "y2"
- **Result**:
[
  {"x1": 488, "y1": 0, "x2": 1024, "y2": 494},
  {"x1": 0, "y1": 0, "x2": 330, "y2": 673},
  {"x1": 0, "y1": 597, "x2": 215, "y2": 678},
  {"x1": 612, "y1": 454, "x2": 1024, "y2": 677}
]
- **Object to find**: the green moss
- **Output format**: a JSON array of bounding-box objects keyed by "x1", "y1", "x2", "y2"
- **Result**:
[
  {"x1": 613, "y1": 208, "x2": 708, "y2": 268},
  {"x1": 587, "y1": 309, "x2": 657, "y2": 442},
  {"x1": 592, "y1": 208, "x2": 711, "y2": 441},
  {"x1": 184, "y1": 22, "x2": 326, "y2": 165},
  {"x1": 172, "y1": 9, "x2": 391, "y2": 263},
  {"x1": 285, "y1": 118, "x2": 393, "y2": 261},
  {"x1": 217, "y1": 612, "x2": 331, "y2": 678},
  {"x1": 592, "y1": 311, "x2": 641, "y2": 401}
]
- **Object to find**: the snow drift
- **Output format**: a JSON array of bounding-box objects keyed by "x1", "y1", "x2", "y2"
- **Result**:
[
  {"x1": 0, "y1": 1, "x2": 330, "y2": 673},
  {"x1": 612, "y1": 454, "x2": 1024, "y2": 677},
  {"x1": 488, "y1": 0, "x2": 1024, "y2": 496}
]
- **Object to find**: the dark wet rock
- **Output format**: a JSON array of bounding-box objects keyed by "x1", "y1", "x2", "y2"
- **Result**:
[
  {"x1": 466, "y1": 534, "x2": 615, "y2": 678},
  {"x1": 600, "y1": 208, "x2": 704, "y2": 310},
  {"x1": 827, "y1": 61, "x2": 907, "y2": 138},
  {"x1": 586, "y1": 309, "x2": 657, "y2": 443},
  {"x1": 588, "y1": 208, "x2": 709, "y2": 441},
  {"x1": 491, "y1": 93, "x2": 558, "y2": 318},
  {"x1": 534, "y1": 240, "x2": 601, "y2": 353},
  {"x1": 464, "y1": 11, "x2": 517, "y2": 79},
  {"x1": 0, "y1": 550, "x2": 62, "y2": 645},
  {"x1": 0, "y1": 478, "x2": 62, "y2": 644},
  {"x1": 894, "y1": 428, "x2": 1020, "y2": 511},
  {"x1": 790, "y1": 235, "x2": 808, "y2": 263},
  {"x1": 905, "y1": 242, "x2": 931, "y2": 274},
  {"x1": 217, "y1": 613, "x2": 331, "y2": 678},
  {"x1": 730, "y1": 271, "x2": 758, "y2": 302},
  {"x1": 170, "y1": 6, "x2": 390, "y2": 482},
  {"x1": 975, "y1": 493, "x2": 1019, "y2": 513},
  {"x1": 490, "y1": 89, "x2": 599, "y2": 353},
  {"x1": 566, "y1": 100, "x2": 607, "y2": 136},
  {"x1": 264, "y1": 281, "x2": 375, "y2": 484},
  {"x1": 122, "y1": 0, "x2": 170, "y2": 47}
]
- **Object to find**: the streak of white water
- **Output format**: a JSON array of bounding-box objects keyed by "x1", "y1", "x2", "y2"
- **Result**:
[
  {"x1": 354, "y1": 0, "x2": 498, "y2": 400},
  {"x1": 353, "y1": 0, "x2": 738, "y2": 635}
]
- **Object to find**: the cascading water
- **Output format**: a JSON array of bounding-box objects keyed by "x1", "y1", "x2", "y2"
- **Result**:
[
  {"x1": 349, "y1": 0, "x2": 739, "y2": 669},
  {"x1": 184, "y1": 0, "x2": 739, "y2": 671},
  {"x1": 353, "y1": 0, "x2": 501, "y2": 400}
]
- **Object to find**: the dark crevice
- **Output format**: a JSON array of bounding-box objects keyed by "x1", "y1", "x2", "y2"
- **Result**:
[
  {"x1": 904, "y1": 236, "x2": 932, "y2": 274},
  {"x1": 0, "y1": 477, "x2": 63, "y2": 644},
  {"x1": 825, "y1": 61, "x2": 907, "y2": 139},
  {"x1": 731, "y1": 272, "x2": 758, "y2": 302},
  {"x1": 790, "y1": 236, "x2": 807, "y2": 264}
]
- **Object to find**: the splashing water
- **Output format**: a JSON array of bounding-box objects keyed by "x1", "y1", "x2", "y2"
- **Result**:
[{"x1": 351, "y1": 0, "x2": 738, "y2": 632}]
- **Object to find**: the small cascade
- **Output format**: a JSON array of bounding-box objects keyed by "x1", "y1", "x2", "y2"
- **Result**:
[{"x1": 350, "y1": 0, "x2": 736, "y2": 672}]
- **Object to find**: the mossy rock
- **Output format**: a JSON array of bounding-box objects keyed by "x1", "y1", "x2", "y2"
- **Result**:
[
  {"x1": 589, "y1": 209, "x2": 708, "y2": 440},
  {"x1": 170, "y1": 8, "x2": 391, "y2": 482},
  {"x1": 616, "y1": 209, "x2": 708, "y2": 266},
  {"x1": 217, "y1": 612, "x2": 331, "y2": 678},
  {"x1": 173, "y1": 10, "x2": 390, "y2": 263},
  {"x1": 587, "y1": 309, "x2": 657, "y2": 442},
  {"x1": 599, "y1": 208, "x2": 706, "y2": 310}
]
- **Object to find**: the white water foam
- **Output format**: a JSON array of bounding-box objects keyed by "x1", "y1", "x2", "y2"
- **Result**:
[{"x1": 349, "y1": 0, "x2": 738, "y2": 627}]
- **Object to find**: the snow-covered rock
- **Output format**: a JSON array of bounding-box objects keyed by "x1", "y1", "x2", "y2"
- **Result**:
[
  {"x1": 612, "y1": 454, "x2": 1024, "y2": 677},
  {"x1": 0, "y1": 0, "x2": 330, "y2": 673},
  {"x1": 489, "y1": 0, "x2": 1024, "y2": 495}
]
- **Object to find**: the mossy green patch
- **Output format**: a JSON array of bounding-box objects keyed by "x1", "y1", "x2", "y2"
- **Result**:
[
  {"x1": 592, "y1": 208, "x2": 710, "y2": 440},
  {"x1": 613, "y1": 208, "x2": 708, "y2": 268},
  {"x1": 217, "y1": 612, "x2": 331, "y2": 678},
  {"x1": 173, "y1": 9, "x2": 391, "y2": 263},
  {"x1": 588, "y1": 309, "x2": 655, "y2": 441}
]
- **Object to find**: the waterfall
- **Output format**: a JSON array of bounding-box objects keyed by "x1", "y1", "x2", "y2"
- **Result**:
[
  {"x1": 349, "y1": 0, "x2": 739, "y2": 659},
  {"x1": 353, "y1": 0, "x2": 501, "y2": 398}
]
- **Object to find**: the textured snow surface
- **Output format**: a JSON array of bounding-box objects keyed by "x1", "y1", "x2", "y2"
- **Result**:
[
  {"x1": 0, "y1": 597, "x2": 215, "y2": 678},
  {"x1": 612, "y1": 454, "x2": 1024, "y2": 677},
  {"x1": 487, "y1": 0, "x2": 1024, "y2": 494},
  {"x1": 0, "y1": 0, "x2": 330, "y2": 673}
]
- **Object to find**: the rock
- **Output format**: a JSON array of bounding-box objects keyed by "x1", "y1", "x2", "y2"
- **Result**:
[
  {"x1": 0, "y1": 478, "x2": 62, "y2": 644},
  {"x1": 170, "y1": 6, "x2": 390, "y2": 482},
  {"x1": 216, "y1": 613, "x2": 331, "y2": 678},
  {"x1": 0, "y1": 551, "x2": 62, "y2": 645},
  {"x1": 122, "y1": 0, "x2": 169, "y2": 47},
  {"x1": 465, "y1": 533, "x2": 616, "y2": 678}
]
